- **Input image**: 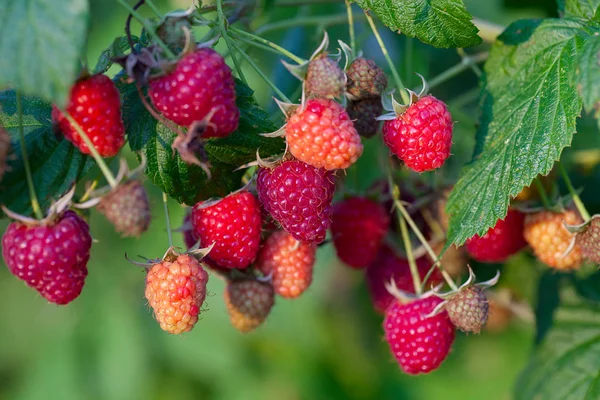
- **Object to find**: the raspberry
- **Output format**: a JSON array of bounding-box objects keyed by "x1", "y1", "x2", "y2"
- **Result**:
[
  {"x1": 384, "y1": 296, "x2": 455, "y2": 374},
  {"x1": 365, "y1": 246, "x2": 441, "y2": 313},
  {"x1": 145, "y1": 254, "x2": 209, "y2": 334},
  {"x1": 0, "y1": 126, "x2": 9, "y2": 182},
  {"x1": 182, "y1": 210, "x2": 199, "y2": 249},
  {"x1": 191, "y1": 191, "x2": 262, "y2": 269},
  {"x1": 224, "y1": 279, "x2": 274, "y2": 333},
  {"x1": 2, "y1": 210, "x2": 92, "y2": 305},
  {"x1": 286, "y1": 99, "x2": 363, "y2": 170},
  {"x1": 576, "y1": 216, "x2": 600, "y2": 263},
  {"x1": 256, "y1": 230, "x2": 316, "y2": 298},
  {"x1": 97, "y1": 180, "x2": 151, "y2": 237},
  {"x1": 465, "y1": 209, "x2": 527, "y2": 263},
  {"x1": 446, "y1": 286, "x2": 488, "y2": 333},
  {"x1": 347, "y1": 98, "x2": 384, "y2": 138},
  {"x1": 52, "y1": 74, "x2": 125, "y2": 157},
  {"x1": 331, "y1": 197, "x2": 390, "y2": 268},
  {"x1": 524, "y1": 210, "x2": 583, "y2": 270},
  {"x1": 345, "y1": 57, "x2": 388, "y2": 100},
  {"x1": 256, "y1": 160, "x2": 335, "y2": 244},
  {"x1": 148, "y1": 48, "x2": 239, "y2": 137},
  {"x1": 382, "y1": 96, "x2": 453, "y2": 172},
  {"x1": 305, "y1": 54, "x2": 346, "y2": 99}
]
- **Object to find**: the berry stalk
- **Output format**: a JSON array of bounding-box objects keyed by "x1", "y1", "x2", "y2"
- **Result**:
[
  {"x1": 16, "y1": 92, "x2": 43, "y2": 220},
  {"x1": 345, "y1": 0, "x2": 356, "y2": 54},
  {"x1": 534, "y1": 179, "x2": 552, "y2": 209},
  {"x1": 256, "y1": 14, "x2": 366, "y2": 35},
  {"x1": 427, "y1": 52, "x2": 488, "y2": 90},
  {"x1": 229, "y1": 28, "x2": 306, "y2": 65},
  {"x1": 230, "y1": 41, "x2": 292, "y2": 103},
  {"x1": 62, "y1": 112, "x2": 118, "y2": 189},
  {"x1": 162, "y1": 192, "x2": 174, "y2": 248},
  {"x1": 399, "y1": 213, "x2": 422, "y2": 295},
  {"x1": 216, "y1": 0, "x2": 248, "y2": 85},
  {"x1": 559, "y1": 163, "x2": 590, "y2": 221},
  {"x1": 364, "y1": 11, "x2": 409, "y2": 104}
]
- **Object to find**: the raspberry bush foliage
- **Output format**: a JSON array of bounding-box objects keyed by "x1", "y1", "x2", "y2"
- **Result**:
[{"x1": 1, "y1": 0, "x2": 600, "y2": 398}]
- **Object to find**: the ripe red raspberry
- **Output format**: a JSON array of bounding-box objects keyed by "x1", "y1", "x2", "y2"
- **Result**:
[
  {"x1": 384, "y1": 296, "x2": 455, "y2": 374},
  {"x1": 224, "y1": 279, "x2": 274, "y2": 333},
  {"x1": 97, "y1": 180, "x2": 151, "y2": 237},
  {"x1": 286, "y1": 99, "x2": 363, "y2": 170},
  {"x1": 256, "y1": 160, "x2": 335, "y2": 244},
  {"x1": 148, "y1": 48, "x2": 239, "y2": 137},
  {"x1": 331, "y1": 197, "x2": 389, "y2": 268},
  {"x1": 2, "y1": 211, "x2": 92, "y2": 305},
  {"x1": 524, "y1": 210, "x2": 583, "y2": 270},
  {"x1": 576, "y1": 216, "x2": 600, "y2": 263},
  {"x1": 382, "y1": 96, "x2": 453, "y2": 172},
  {"x1": 345, "y1": 57, "x2": 388, "y2": 100},
  {"x1": 347, "y1": 98, "x2": 384, "y2": 138},
  {"x1": 52, "y1": 74, "x2": 125, "y2": 157},
  {"x1": 465, "y1": 209, "x2": 526, "y2": 263},
  {"x1": 0, "y1": 126, "x2": 9, "y2": 182},
  {"x1": 191, "y1": 191, "x2": 262, "y2": 269},
  {"x1": 305, "y1": 54, "x2": 346, "y2": 99},
  {"x1": 446, "y1": 286, "x2": 488, "y2": 333},
  {"x1": 256, "y1": 230, "x2": 316, "y2": 298},
  {"x1": 365, "y1": 246, "x2": 441, "y2": 313},
  {"x1": 182, "y1": 210, "x2": 199, "y2": 249},
  {"x1": 145, "y1": 254, "x2": 209, "y2": 334}
]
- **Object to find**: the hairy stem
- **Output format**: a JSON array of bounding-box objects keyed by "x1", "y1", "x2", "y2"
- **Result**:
[
  {"x1": 534, "y1": 179, "x2": 552, "y2": 209},
  {"x1": 345, "y1": 0, "x2": 356, "y2": 54},
  {"x1": 229, "y1": 28, "x2": 306, "y2": 64},
  {"x1": 63, "y1": 112, "x2": 118, "y2": 189},
  {"x1": 399, "y1": 214, "x2": 422, "y2": 295},
  {"x1": 216, "y1": 0, "x2": 248, "y2": 84},
  {"x1": 559, "y1": 163, "x2": 590, "y2": 221},
  {"x1": 16, "y1": 92, "x2": 43, "y2": 219}
]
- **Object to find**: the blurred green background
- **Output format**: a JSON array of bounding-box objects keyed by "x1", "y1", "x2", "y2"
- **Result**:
[{"x1": 0, "y1": 0, "x2": 558, "y2": 399}]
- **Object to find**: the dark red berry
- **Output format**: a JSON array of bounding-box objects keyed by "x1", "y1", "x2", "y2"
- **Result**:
[
  {"x1": 382, "y1": 96, "x2": 453, "y2": 172},
  {"x1": 148, "y1": 48, "x2": 239, "y2": 137},
  {"x1": 384, "y1": 296, "x2": 455, "y2": 374},
  {"x1": 331, "y1": 197, "x2": 389, "y2": 268},
  {"x1": 2, "y1": 211, "x2": 92, "y2": 305},
  {"x1": 256, "y1": 160, "x2": 335, "y2": 244},
  {"x1": 345, "y1": 57, "x2": 387, "y2": 100},
  {"x1": 191, "y1": 191, "x2": 262, "y2": 269},
  {"x1": 52, "y1": 74, "x2": 125, "y2": 157},
  {"x1": 347, "y1": 98, "x2": 384, "y2": 138},
  {"x1": 466, "y1": 209, "x2": 526, "y2": 263}
]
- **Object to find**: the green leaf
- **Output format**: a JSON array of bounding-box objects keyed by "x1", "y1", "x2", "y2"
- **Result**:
[
  {"x1": 516, "y1": 283, "x2": 600, "y2": 400},
  {"x1": 120, "y1": 78, "x2": 284, "y2": 205},
  {"x1": 0, "y1": 0, "x2": 89, "y2": 107},
  {"x1": 0, "y1": 91, "x2": 93, "y2": 217},
  {"x1": 446, "y1": 18, "x2": 594, "y2": 246},
  {"x1": 93, "y1": 36, "x2": 138, "y2": 75},
  {"x1": 575, "y1": 32, "x2": 600, "y2": 116},
  {"x1": 353, "y1": 0, "x2": 481, "y2": 48},
  {"x1": 559, "y1": 0, "x2": 600, "y2": 20}
]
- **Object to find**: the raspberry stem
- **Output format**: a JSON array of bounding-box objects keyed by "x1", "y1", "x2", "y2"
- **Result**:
[
  {"x1": 162, "y1": 192, "x2": 174, "y2": 247},
  {"x1": 399, "y1": 213, "x2": 422, "y2": 295},
  {"x1": 230, "y1": 41, "x2": 292, "y2": 103},
  {"x1": 534, "y1": 179, "x2": 552, "y2": 209},
  {"x1": 144, "y1": 0, "x2": 162, "y2": 18},
  {"x1": 216, "y1": 0, "x2": 248, "y2": 85},
  {"x1": 256, "y1": 13, "x2": 366, "y2": 35},
  {"x1": 229, "y1": 28, "x2": 306, "y2": 65},
  {"x1": 345, "y1": 0, "x2": 357, "y2": 55},
  {"x1": 364, "y1": 11, "x2": 410, "y2": 104},
  {"x1": 427, "y1": 52, "x2": 488, "y2": 90},
  {"x1": 16, "y1": 92, "x2": 43, "y2": 220},
  {"x1": 559, "y1": 163, "x2": 590, "y2": 221},
  {"x1": 117, "y1": 0, "x2": 177, "y2": 60},
  {"x1": 62, "y1": 112, "x2": 118, "y2": 189}
]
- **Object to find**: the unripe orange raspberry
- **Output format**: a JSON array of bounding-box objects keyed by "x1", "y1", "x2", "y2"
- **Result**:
[
  {"x1": 524, "y1": 210, "x2": 583, "y2": 270},
  {"x1": 145, "y1": 254, "x2": 209, "y2": 334}
]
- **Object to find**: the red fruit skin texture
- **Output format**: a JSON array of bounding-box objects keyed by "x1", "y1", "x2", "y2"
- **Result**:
[
  {"x1": 286, "y1": 98, "x2": 363, "y2": 170},
  {"x1": 384, "y1": 296, "x2": 455, "y2": 374},
  {"x1": 191, "y1": 191, "x2": 262, "y2": 269},
  {"x1": 466, "y1": 209, "x2": 527, "y2": 263},
  {"x1": 145, "y1": 254, "x2": 209, "y2": 334},
  {"x1": 366, "y1": 246, "x2": 441, "y2": 313},
  {"x1": 256, "y1": 160, "x2": 336, "y2": 244},
  {"x1": 148, "y1": 48, "x2": 239, "y2": 137},
  {"x1": 2, "y1": 211, "x2": 92, "y2": 305},
  {"x1": 52, "y1": 74, "x2": 125, "y2": 157},
  {"x1": 256, "y1": 230, "x2": 316, "y2": 298},
  {"x1": 382, "y1": 96, "x2": 453, "y2": 172},
  {"x1": 331, "y1": 197, "x2": 390, "y2": 268}
]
